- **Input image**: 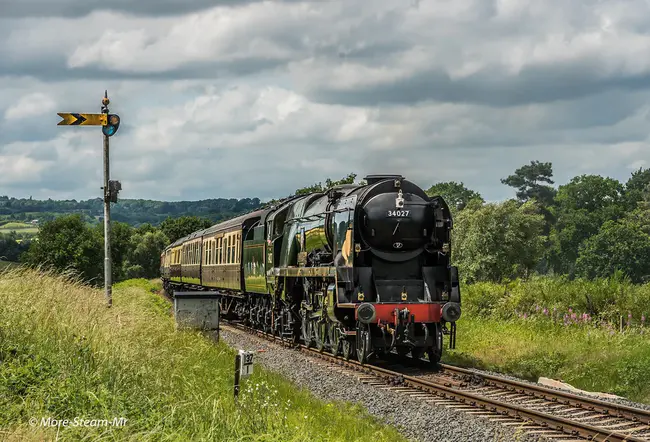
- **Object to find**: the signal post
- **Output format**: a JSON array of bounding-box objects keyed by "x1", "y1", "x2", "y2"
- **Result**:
[{"x1": 57, "y1": 91, "x2": 121, "y2": 307}]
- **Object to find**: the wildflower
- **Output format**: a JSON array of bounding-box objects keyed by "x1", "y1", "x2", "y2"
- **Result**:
[
  {"x1": 523, "y1": 313, "x2": 528, "y2": 319},
  {"x1": 543, "y1": 308, "x2": 548, "y2": 315},
  {"x1": 642, "y1": 314, "x2": 646, "y2": 326},
  {"x1": 568, "y1": 308, "x2": 573, "y2": 314}
]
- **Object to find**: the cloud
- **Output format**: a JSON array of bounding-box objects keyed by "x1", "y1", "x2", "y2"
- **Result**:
[
  {"x1": 0, "y1": 0, "x2": 253, "y2": 18},
  {"x1": 1, "y1": 0, "x2": 650, "y2": 204},
  {"x1": 4, "y1": 92, "x2": 57, "y2": 121}
]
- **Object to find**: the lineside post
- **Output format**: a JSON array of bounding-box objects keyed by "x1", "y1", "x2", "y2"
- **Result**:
[
  {"x1": 101, "y1": 92, "x2": 112, "y2": 308},
  {"x1": 234, "y1": 353, "x2": 241, "y2": 399}
]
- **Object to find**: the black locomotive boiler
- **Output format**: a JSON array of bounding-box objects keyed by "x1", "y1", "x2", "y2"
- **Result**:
[{"x1": 161, "y1": 174, "x2": 461, "y2": 364}]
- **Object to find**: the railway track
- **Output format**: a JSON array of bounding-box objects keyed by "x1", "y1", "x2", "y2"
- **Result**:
[{"x1": 222, "y1": 320, "x2": 650, "y2": 442}]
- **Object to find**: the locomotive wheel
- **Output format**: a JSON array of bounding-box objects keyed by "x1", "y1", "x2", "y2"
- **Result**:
[
  {"x1": 426, "y1": 323, "x2": 443, "y2": 366},
  {"x1": 302, "y1": 315, "x2": 314, "y2": 347},
  {"x1": 263, "y1": 307, "x2": 271, "y2": 333},
  {"x1": 426, "y1": 346, "x2": 442, "y2": 366},
  {"x1": 314, "y1": 320, "x2": 328, "y2": 352},
  {"x1": 397, "y1": 346, "x2": 410, "y2": 357},
  {"x1": 341, "y1": 337, "x2": 354, "y2": 360},
  {"x1": 328, "y1": 325, "x2": 341, "y2": 356},
  {"x1": 356, "y1": 323, "x2": 371, "y2": 364},
  {"x1": 411, "y1": 347, "x2": 423, "y2": 361}
]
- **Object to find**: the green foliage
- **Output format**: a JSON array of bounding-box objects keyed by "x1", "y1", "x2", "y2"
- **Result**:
[
  {"x1": 461, "y1": 274, "x2": 650, "y2": 322},
  {"x1": 500, "y1": 160, "x2": 556, "y2": 206},
  {"x1": 452, "y1": 200, "x2": 546, "y2": 283},
  {"x1": 0, "y1": 269, "x2": 405, "y2": 441},
  {"x1": 159, "y1": 216, "x2": 212, "y2": 243},
  {"x1": 293, "y1": 173, "x2": 359, "y2": 196},
  {"x1": 548, "y1": 175, "x2": 626, "y2": 276},
  {"x1": 425, "y1": 181, "x2": 484, "y2": 210},
  {"x1": 576, "y1": 218, "x2": 650, "y2": 283},
  {"x1": 21, "y1": 215, "x2": 102, "y2": 282},
  {"x1": 625, "y1": 167, "x2": 650, "y2": 210},
  {"x1": 0, "y1": 232, "x2": 30, "y2": 262},
  {"x1": 21, "y1": 215, "x2": 171, "y2": 285},
  {"x1": 0, "y1": 195, "x2": 261, "y2": 227},
  {"x1": 124, "y1": 230, "x2": 170, "y2": 279}
]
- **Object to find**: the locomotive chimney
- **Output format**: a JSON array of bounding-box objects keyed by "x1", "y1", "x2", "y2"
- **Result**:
[{"x1": 363, "y1": 174, "x2": 404, "y2": 185}]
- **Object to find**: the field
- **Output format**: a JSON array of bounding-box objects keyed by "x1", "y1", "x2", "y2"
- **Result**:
[
  {"x1": 445, "y1": 277, "x2": 650, "y2": 404},
  {"x1": 0, "y1": 269, "x2": 406, "y2": 442},
  {"x1": 0, "y1": 222, "x2": 39, "y2": 236}
]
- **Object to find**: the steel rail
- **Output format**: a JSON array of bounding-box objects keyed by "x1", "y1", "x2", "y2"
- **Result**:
[{"x1": 224, "y1": 321, "x2": 648, "y2": 442}]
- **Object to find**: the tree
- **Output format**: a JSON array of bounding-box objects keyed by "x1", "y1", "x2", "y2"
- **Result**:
[
  {"x1": 625, "y1": 167, "x2": 650, "y2": 210},
  {"x1": 0, "y1": 232, "x2": 30, "y2": 262},
  {"x1": 294, "y1": 173, "x2": 359, "y2": 195},
  {"x1": 124, "y1": 230, "x2": 169, "y2": 279},
  {"x1": 159, "y1": 216, "x2": 212, "y2": 244},
  {"x1": 547, "y1": 174, "x2": 626, "y2": 276},
  {"x1": 425, "y1": 181, "x2": 483, "y2": 210},
  {"x1": 501, "y1": 160, "x2": 556, "y2": 206},
  {"x1": 452, "y1": 199, "x2": 547, "y2": 283},
  {"x1": 575, "y1": 218, "x2": 650, "y2": 283},
  {"x1": 92, "y1": 221, "x2": 134, "y2": 282},
  {"x1": 21, "y1": 215, "x2": 103, "y2": 283}
]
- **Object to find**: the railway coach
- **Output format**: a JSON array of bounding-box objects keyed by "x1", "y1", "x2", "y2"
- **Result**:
[{"x1": 161, "y1": 174, "x2": 461, "y2": 365}]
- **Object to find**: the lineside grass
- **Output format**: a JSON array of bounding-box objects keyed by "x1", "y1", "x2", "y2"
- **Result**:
[
  {"x1": 0, "y1": 261, "x2": 17, "y2": 271},
  {"x1": 444, "y1": 277, "x2": 650, "y2": 404},
  {"x1": 0, "y1": 268, "x2": 406, "y2": 442}
]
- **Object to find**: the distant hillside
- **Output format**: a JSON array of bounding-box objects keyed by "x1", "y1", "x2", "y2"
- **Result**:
[{"x1": 0, "y1": 195, "x2": 262, "y2": 227}]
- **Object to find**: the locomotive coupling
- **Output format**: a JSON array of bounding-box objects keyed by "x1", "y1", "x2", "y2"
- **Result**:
[{"x1": 442, "y1": 302, "x2": 462, "y2": 322}]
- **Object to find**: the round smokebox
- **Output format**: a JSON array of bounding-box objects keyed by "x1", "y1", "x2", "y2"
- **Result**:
[{"x1": 357, "y1": 303, "x2": 377, "y2": 324}]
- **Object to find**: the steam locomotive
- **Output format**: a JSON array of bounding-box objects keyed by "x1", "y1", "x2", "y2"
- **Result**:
[{"x1": 160, "y1": 174, "x2": 461, "y2": 365}]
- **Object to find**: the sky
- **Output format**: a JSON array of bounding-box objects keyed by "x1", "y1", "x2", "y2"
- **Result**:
[{"x1": 1, "y1": 0, "x2": 649, "y2": 203}]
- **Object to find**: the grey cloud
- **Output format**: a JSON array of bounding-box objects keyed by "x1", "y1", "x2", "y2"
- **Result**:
[
  {"x1": 0, "y1": 0, "x2": 258, "y2": 18},
  {"x1": 303, "y1": 63, "x2": 650, "y2": 108},
  {"x1": 2, "y1": 0, "x2": 650, "y2": 204}
]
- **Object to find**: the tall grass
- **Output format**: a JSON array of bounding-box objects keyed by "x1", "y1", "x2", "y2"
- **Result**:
[
  {"x1": 463, "y1": 274, "x2": 650, "y2": 325},
  {"x1": 0, "y1": 268, "x2": 405, "y2": 441}
]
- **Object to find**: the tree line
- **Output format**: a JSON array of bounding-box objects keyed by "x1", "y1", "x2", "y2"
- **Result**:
[
  {"x1": 431, "y1": 161, "x2": 650, "y2": 284},
  {"x1": 4, "y1": 163, "x2": 649, "y2": 286},
  {"x1": 12, "y1": 216, "x2": 214, "y2": 283},
  {"x1": 0, "y1": 195, "x2": 262, "y2": 226}
]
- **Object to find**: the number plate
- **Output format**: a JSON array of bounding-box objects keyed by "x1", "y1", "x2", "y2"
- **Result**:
[
  {"x1": 387, "y1": 210, "x2": 411, "y2": 217},
  {"x1": 239, "y1": 350, "x2": 254, "y2": 378}
]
